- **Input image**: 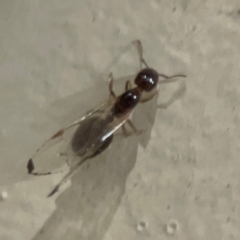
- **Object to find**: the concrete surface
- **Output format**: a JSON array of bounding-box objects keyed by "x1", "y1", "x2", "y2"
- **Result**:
[{"x1": 0, "y1": 0, "x2": 240, "y2": 239}]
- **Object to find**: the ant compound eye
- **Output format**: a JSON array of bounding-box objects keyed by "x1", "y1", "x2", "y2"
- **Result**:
[{"x1": 135, "y1": 68, "x2": 159, "y2": 92}]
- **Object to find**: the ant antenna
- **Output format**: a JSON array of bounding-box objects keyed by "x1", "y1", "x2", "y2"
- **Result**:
[
  {"x1": 133, "y1": 39, "x2": 150, "y2": 69},
  {"x1": 158, "y1": 73, "x2": 186, "y2": 79},
  {"x1": 133, "y1": 39, "x2": 187, "y2": 80},
  {"x1": 141, "y1": 58, "x2": 149, "y2": 68},
  {"x1": 158, "y1": 74, "x2": 187, "y2": 84}
]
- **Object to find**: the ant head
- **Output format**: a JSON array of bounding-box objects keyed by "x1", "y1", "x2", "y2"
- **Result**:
[{"x1": 134, "y1": 68, "x2": 159, "y2": 92}]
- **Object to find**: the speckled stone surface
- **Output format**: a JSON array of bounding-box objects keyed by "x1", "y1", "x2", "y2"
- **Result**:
[{"x1": 0, "y1": 1, "x2": 240, "y2": 239}]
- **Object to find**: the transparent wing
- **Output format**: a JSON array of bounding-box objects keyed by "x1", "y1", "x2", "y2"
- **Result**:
[
  {"x1": 46, "y1": 104, "x2": 133, "y2": 197},
  {"x1": 27, "y1": 97, "x2": 115, "y2": 176}
]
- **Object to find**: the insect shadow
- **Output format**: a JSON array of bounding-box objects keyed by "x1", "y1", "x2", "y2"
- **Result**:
[{"x1": 31, "y1": 40, "x2": 186, "y2": 240}]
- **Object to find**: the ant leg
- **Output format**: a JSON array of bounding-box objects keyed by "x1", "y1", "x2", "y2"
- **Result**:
[
  {"x1": 108, "y1": 72, "x2": 117, "y2": 98},
  {"x1": 117, "y1": 121, "x2": 142, "y2": 139},
  {"x1": 121, "y1": 124, "x2": 131, "y2": 137},
  {"x1": 125, "y1": 80, "x2": 132, "y2": 91},
  {"x1": 114, "y1": 125, "x2": 132, "y2": 139},
  {"x1": 126, "y1": 119, "x2": 143, "y2": 135},
  {"x1": 140, "y1": 89, "x2": 159, "y2": 103}
]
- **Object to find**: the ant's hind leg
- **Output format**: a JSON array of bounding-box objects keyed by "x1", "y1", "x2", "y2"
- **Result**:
[
  {"x1": 120, "y1": 121, "x2": 142, "y2": 138},
  {"x1": 126, "y1": 119, "x2": 143, "y2": 135},
  {"x1": 121, "y1": 124, "x2": 132, "y2": 137}
]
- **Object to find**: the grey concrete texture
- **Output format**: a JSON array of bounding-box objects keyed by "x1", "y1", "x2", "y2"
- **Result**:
[{"x1": 0, "y1": 0, "x2": 239, "y2": 239}]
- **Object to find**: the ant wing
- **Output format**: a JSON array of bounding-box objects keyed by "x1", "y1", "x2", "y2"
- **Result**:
[
  {"x1": 46, "y1": 105, "x2": 134, "y2": 197},
  {"x1": 27, "y1": 97, "x2": 115, "y2": 176}
]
